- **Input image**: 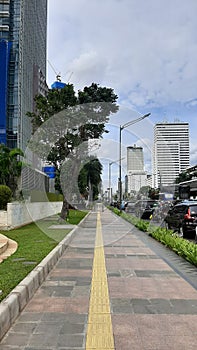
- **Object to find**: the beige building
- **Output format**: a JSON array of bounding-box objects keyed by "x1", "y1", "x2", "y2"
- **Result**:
[{"x1": 127, "y1": 145, "x2": 147, "y2": 194}]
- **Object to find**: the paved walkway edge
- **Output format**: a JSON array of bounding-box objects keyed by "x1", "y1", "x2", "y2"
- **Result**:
[{"x1": 0, "y1": 212, "x2": 90, "y2": 341}]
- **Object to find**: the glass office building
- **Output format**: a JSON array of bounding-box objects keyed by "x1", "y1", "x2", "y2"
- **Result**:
[{"x1": 0, "y1": 0, "x2": 48, "y2": 151}]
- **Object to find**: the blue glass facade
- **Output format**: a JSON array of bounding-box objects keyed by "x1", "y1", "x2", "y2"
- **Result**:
[
  {"x1": 0, "y1": 0, "x2": 48, "y2": 152},
  {"x1": 0, "y1": 39, "x2": 11, "y2": 144}
]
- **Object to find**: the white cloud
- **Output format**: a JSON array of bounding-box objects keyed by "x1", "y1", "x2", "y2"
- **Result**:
[
  {"x1": 47, "y1": 0, "x2": 197, "y2": 171},
  {"x1": 48, "y1": 0, "x2": 197, "y2": 109},
  {"x1": 68, "y1": 51, "x2": 108, "y2": 88}
]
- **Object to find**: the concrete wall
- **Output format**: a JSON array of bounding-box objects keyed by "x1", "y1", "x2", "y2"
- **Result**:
[
  {"x1": 0, "y1": 210, "x2": 7, "y2": 228},
  {"x1": 0, "y1": 202, "x2": 63, "y2": 229}
]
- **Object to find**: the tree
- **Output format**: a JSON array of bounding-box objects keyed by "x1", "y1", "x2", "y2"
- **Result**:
[
  {"x1": 27, "y1": 83, "x2": 118, "y2": 219},
  {"x1": 0, "y1": 144, "x2": 24, "y2": 197},
  {"x1": 78, "y1": 157, "x2": 102, "y2": 200},
  {"x1": 175, "y1": 171, "x2": 192, "y2": 184},
  {"x1": 148, "y1": 187, "x2": 160, "y2": 200},
  {"x1": 138, "y1": 185, "x2": 150, "y2": 198},
  {"x1": 0, "y1": 185, "x2": 12, "y2": 209}
]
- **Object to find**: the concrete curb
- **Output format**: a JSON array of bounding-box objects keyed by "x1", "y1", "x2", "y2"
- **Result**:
[{"x1": 0, "y1": 211, "x2": 90, "y2": 341}]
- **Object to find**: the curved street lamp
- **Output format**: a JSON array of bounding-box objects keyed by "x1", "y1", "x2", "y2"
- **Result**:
[{"x1": 119, "y1": 113, "x2": 151, "y2": 206}]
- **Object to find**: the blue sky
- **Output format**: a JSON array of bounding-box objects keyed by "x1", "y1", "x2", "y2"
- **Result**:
[{"x1": 47, "y1": 0, "x2": 197, "y2": 189}]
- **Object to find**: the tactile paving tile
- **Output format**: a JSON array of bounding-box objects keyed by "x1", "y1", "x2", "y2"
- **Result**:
[{"x1": 86, "y1": 212, "x2": 115, "y2": 349}]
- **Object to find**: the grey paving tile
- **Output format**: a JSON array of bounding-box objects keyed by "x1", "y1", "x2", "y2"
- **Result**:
[
  {"x1": 0, "y1": 347, "x2": 24, "y2": 350},
  {"x1": 59, "y1": 323, "x2": 84, "y2": 334},
  {"x1": 28, "y1": 333, "x2": 59, "y2": 347},
  {"x1": 71, "y1": 285, "x2": 90, "y2": 297},
  {"x1": 57, "y1": 334, "x2": 84, "y2": 348},
  {"x1": 1, "y1": 333, "x2": 30, "y2": 347},
  {"x1": 112, "y1": 298, "x2": 197, "y2": 315},
  {"x1": 170, "y1": 299, "x2": 197, "y2": 314},
  {"x1": 135, "y1": 269, "x2": 177, "y2": 277},
  {"x1": 34, "y1": 322, "x2": 63, "y2": 334},
  {"x1": 40, "y1": 286, "x2": 73, "y2": 297},
  {"x1": 41, "y1": 313, "x2": 87, "y2": 324},
  {"x1": 17, "y1": 312, "x2": 44, "y2": 322},
  {"x1": 9, "y1": 322, "x2": 38, "y2": 334},
  {"x1": 55, "y1": 259, "x2": 93, "y2": 270}
]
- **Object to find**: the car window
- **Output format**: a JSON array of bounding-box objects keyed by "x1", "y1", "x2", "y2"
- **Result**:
[
  {"x1": 190, "y1": 205, "x2": 197, "y2": 214},
  {"x1": 170, "y1": 207, "x2": 178, "y2": 214},
  {"x1": 175, "y1": 205, "x2": 187, "y2": 214}
]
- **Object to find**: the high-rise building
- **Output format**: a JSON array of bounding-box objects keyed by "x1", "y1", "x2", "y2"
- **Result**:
[
  {"x1": 127, "y1": 145, "x2": 144, "y2": 171},
  {"x1": 153, "y1": 122, "x2": 190, "y2": 188},
  {"x1": 127, "y1": 144, "x2": 147, "y2": 194},
  {"x1": 0, "y1": 0, "x2": 48, "y2": 152}
]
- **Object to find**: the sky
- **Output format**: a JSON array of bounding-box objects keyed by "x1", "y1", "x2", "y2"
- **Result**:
[{"x1": 47, "y1": 0, "x2": 197, "y2": 191}]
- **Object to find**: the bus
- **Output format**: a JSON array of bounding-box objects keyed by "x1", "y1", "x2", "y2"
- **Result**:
[
  {"x1": 159, "y1": 192, "x2": 174, "y2": 201},
  {"x1": 178, "y1": 179, "x2": 197, "y2": 200}
]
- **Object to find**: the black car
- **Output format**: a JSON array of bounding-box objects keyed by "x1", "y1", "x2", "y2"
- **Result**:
[
  {"x1": 134, "y1": 199, "x2": 159, "y2": 220},
  {"x1": 164, "y1": 200, "x2": 197, "y2": 239}
]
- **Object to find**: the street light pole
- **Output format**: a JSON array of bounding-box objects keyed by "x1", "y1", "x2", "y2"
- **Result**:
[
  {"x1": 119, "y1": 113, "x2": 151, "y2": 206},
  {"x1": 109, "y1": 161, "x2": 112, "y2": 203},
  {"x1": 119, "y1": 126, "x2": 123, "y2": 205},
  {"x1": 109, "y1": 157, "x2": 125, "y2": 203}
]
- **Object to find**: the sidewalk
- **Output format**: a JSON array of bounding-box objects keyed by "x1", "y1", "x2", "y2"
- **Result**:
[{"x1": 0, "y1": 205, "x2": 197, "y2": 349}]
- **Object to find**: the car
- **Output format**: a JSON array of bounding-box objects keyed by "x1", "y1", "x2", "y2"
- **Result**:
[
  {"x1": 134, "y1": 199, "x2": 159, "y2": 220},
  {"x1": 164, "y1": 200, "x2": 197, "y2": 239},
  {"x1": 125, "y1": 201, "x2": 135, "y2": 213},
  {"x1": 110, "y1": 201, "x2": 118, "y2": 207},
  {"x1": 152, "y1": 201, "x2": 173, "y2": 222}
]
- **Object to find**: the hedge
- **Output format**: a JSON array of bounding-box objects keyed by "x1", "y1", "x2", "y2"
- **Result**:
[{"x1": 109, "y1": 207, "x2": 197, "y2": 267}]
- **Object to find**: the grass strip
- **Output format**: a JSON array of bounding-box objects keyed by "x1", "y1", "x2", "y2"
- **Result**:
[{"x1": 0, "y1": 210, "x2": 87, "y2": 302}]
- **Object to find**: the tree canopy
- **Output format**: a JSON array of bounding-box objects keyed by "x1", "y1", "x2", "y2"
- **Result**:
[
  {"x1": 0, "y1": 144, "x2": 24, "y2": 197},
  {"x1": 27, "y1": 82, "x2": 118, "y2": 218},
  {"x1": 78, "y1": 157, "x2": 103, "y2": 200},
  {"x1": 175, "y1": 170, "x2": 194, "y2": 184}
]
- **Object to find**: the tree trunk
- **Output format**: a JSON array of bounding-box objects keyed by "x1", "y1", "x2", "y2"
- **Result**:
[{"x1": 60, "y1": 196, "x2": 69, "y2": 220}]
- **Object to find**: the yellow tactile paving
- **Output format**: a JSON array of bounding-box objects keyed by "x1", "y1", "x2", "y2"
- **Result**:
[
  {"x1": 85, "y1": 212, "x2": 115, "y2": 350},
  {"x1": 88, "y1": 314, "x2": 112, "y2": 324}
]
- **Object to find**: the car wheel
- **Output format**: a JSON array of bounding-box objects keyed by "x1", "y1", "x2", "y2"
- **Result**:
[{"x1": 167, "y1": 223, "x2": 171, "y2": 230}]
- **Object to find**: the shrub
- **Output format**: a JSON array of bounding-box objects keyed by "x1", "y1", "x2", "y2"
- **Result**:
[
  {"x1": 110, "y1": 207, "x2": 197, "y2": 267},
  {"x1": 0, "y1": 185, "x2": 12, "y2": 210}
]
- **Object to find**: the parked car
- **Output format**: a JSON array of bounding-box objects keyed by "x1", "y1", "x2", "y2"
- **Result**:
[
  {"x1": 125, "y1": 201, "x2": 136, "y2": 213},
  {"x1": 164, "y1": 200, "x2": 197, "y2": 238},
  {"x1": 134, "y1": 199, "x2": 159, "y2": 220},
  {"x1": 110, "y1": 201, "x2": 118, "y2": 207},
  {"x1": 152, "y1": 201, "x2": 173, "y2": 223}
]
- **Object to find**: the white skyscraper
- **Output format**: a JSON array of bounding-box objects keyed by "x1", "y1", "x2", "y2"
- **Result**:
[
  {"x1": 153, "y1": 122, "x2": 190, "y2": 188},
  {"x1": 127, "y1": 145, "x2": 147, "y2": 194}
]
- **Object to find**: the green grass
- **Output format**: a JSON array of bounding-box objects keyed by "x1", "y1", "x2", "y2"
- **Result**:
[
  {"x1": 67, "y1": 209, "x2": 88, "y2": 225},
  {"x1": 0, "y1": 210, "x2": 88, "y2": 302}
]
